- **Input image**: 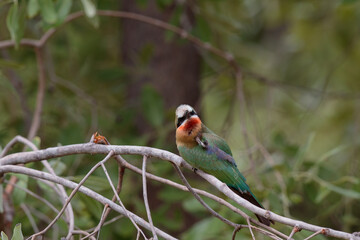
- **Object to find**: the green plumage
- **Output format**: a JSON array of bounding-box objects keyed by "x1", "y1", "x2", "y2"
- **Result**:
[{"x1": 178, "y1": 124, "x2": 272, "y2": 226}]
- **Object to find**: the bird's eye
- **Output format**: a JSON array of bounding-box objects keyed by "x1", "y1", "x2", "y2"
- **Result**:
[
  {"x1": 189, "y1": 110, "x2": 196, "y2": 116},
  {"x1": 177, "y1": 116, "x2": 186, "y2": 128}
]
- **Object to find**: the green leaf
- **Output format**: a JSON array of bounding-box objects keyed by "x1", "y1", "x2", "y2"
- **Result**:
[
  {"x1": 6, "y1": 2, "x2": 25, "y2": 48},
  {"x1": 183, "y1": 198, "x2": 206, "y2": 213},
  {"x1": 56, "y1": 0, "x2": 72, "y2": 22},
  {"x1": 322, "y1": 181, "x2": 360, "y2": 199},
  {"x1": 1, "y1": 231, "x2": 9, "y2": 240},
  {"x1": 141, "y1": 85, "x2": 165, "y2": 128},
  {"x1": 315, "y1": 187, "x2": 331, "y2": 203},
  {"x1": 39, "y1": 0, "x2": 57, "y2": 24},
  {"x1": 10, "y1": 223, "x2": 23, "y2": 240},
  {"x1": 0, "y1": 184, "x2": 3, "y2": 213},
  {"x1": 182, "y1": 218, "x2": 224, "y2": 240},
  {"x1": 81, "y1": 0, "x2": 96, "y2": 18},
  {"x1": 27, "y1": 0, "x2": 39, "y2": 18}
]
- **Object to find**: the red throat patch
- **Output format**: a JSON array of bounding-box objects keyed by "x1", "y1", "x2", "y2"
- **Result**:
[{"x1": 179, "y1": 117, "x2": 201, "y2": 132}]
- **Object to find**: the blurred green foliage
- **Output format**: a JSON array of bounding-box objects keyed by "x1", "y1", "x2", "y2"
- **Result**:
[{"x1": 1, "y1": 0, "x2": 360, "y2": 239}]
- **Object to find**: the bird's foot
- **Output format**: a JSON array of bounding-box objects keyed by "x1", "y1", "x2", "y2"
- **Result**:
[{"x1": 192, "y1": 167, "x2": 198, "y2": 174}]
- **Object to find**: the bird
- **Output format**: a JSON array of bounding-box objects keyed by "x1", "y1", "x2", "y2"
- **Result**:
[{"x1": 175, "y1": 104, "x2": 273, "y2": 226}]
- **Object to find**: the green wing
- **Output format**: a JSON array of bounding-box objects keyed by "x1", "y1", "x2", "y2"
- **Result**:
[
  {"x1": 201, "y1": 124, "x2": 233, "y2": 156},
  {"x1": 178, "y1": 126, "x2": 249, "y2": 191}
]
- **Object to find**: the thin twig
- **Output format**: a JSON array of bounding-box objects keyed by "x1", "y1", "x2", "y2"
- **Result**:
[
  {"x1": 1, "y1": 135, "x2": 75, "y2": 238},
  {"x1": 100, "y1": 161, "x2": 147, "y2": 239},
  {"x1": 246, "y1": 218, "x2": 256, "y2": 240},
  {"x1": 303, "y1": 229, "x2": 323, "y2": 240},
  {"x1": 20, "y1": 204, "x2": 39, "y2": 232},
  {"x1": 84, "y1": 215, "x2": 124, "y2": 232},
  {"x1": 28, "y1": 151, "x2": 115, "y2": 240},
  {"x1": 0, "y1": 165, "x2": 177, "y2": 240},
  {"x1": 232, "y1": 225, "x2": 243, "y2": 240},
  {"x1": 72, "y1": 230, "x2": 96, "y2": 240},
  {"x1": 142, "y1": 156, "x2": 158, "y2": 240},
  {"x1": 172, "y1": 163, "x2": 238, "y2": 228},
  {"x1": 287, "y1": 225, "x2": 301, "y2": 240},
  {"x1": 27, "y1": 47, "x2": 46, "y2": 140},
  {"x1": 84, "y1": 165, "x2": 125, "y2": 240},
  {"x1": 4, "y1": 180, "x2": 59, "y2": 214},
  {"x1": 117, "y1": 154, "x2": 288, "y2": 240}
]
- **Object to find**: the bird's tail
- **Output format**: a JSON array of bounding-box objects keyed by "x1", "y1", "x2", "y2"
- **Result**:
[{"x1": 230, "y1": 187, "x2": 274, "y2": 226}]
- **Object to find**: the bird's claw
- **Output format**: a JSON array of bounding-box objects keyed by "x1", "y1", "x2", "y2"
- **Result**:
[{"x1": 192, "y1": 167, "x2": 198, "y2": 174}]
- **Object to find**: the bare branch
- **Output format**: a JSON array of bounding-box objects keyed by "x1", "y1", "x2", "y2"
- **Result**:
[
  {"x1": 0, "y1": 143, "x2": 358, "y2": 240},
  {"x1": 20, "y1": 204, "x2": 39, "y2": 232},
  {"x1": 0, "y1": 165, "x2": 177, "y2": 240},
  {"x1": 142, "y1": 156, "x2": 158, "y2": 240},
  {"x1": 4, "y1": 180, "x2": 59, "y2": 215},
  {"x1": 85, "y1": 165, "x2": 125, "y2": 240},
  {"x1": 246, "y1": 218, "x2": 256, "y2": 240},
  {"x1": 27, "y1": 48, "x2": 46, "y2": 140},
  {"x1": 173, "y1": 163, "x2": 238, "y2": 227},
  {"x1": 72, "y1": 230, "x2": 96, "y2": 240},
  {"x1": 100, "y1": 160, "x2": 147, "y2": 239},
  {"x1": 117, "y1": 154, "x2": 288, "y2": 240},
  {"x1": 303, "y1": 229, "x2": 323, "y2": 240},
  {"x1": 0, "y1": 135, "x2": 75, "y2": 238},
  {"x1": 287, "y1": 225, "x2": 301, "y2": 240},
  {"x1": 28, "y1": 151, "x2": 115, "y2": 240}
]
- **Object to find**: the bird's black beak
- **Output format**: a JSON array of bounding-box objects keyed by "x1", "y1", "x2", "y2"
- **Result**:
[{"x1": 186, "y1": 111, "x2": 191, "y2": 119}]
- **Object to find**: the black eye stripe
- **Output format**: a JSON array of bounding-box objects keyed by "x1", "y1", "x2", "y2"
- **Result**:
[{"x1": 177, "y1": 116, "x2": 186, "y2": 128}]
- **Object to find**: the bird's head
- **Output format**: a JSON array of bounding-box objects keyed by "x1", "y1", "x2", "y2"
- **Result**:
[
  {"x1": 175, "y1": 104, "x2": 199, "y2": 128},
  {"x1": 175, "y1": 104, "x2": 202, "y2": 147}
]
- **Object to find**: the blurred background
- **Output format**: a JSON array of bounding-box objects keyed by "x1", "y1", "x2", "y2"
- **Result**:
[{"x1": 0, "y1": 0, "x2": 360, "y2": 239}]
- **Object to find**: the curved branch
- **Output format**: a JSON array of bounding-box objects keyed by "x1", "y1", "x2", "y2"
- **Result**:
[
  {"x1": 0, "y1": 143, "x2": 358, "y2": 240},
  {"x1": 0, "y1": 165, "x2": 176, "y2": 240}
]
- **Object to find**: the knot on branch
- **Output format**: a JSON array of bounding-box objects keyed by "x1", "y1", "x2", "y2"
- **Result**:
[
  {"x1": 321, "y1": 228, "x2": 329, "y2": 236},
  {"x1": 265, "y1": 210, "x2": 271, "y2": 220},
  {"x1": 294, "y1": 225, "x2": 302, "y2": 233},
  {"x1": 180, "y1": 30, "x2": 188, "y2": 38},
  {"x1": 225, "y1": 52, "x2": 235, "y2": 62}
]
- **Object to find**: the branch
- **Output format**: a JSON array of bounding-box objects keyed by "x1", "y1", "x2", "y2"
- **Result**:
[
  {"x1": 99, "y1": 158, "x2": 147, "y2": 239},
  {"x1": 0, "y1": 136, "x2": 75, "y2": 238},
  {"x1": 0, "y1": 143, "x2": 358, "y2": 240},
  {"x1": 0, "y1": 165, "x2": 176, "y2": 240},
  {"x1": 117, "y1": 153, "x2": 288, "y2": 240},
  {"x1": 142, "y1": 156, "x2": 158, "y2": 240}
]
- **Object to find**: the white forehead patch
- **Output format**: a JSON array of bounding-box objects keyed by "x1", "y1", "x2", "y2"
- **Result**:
[{"x1": 175, "y1": 104, "x2": 195, "y2": 118}]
